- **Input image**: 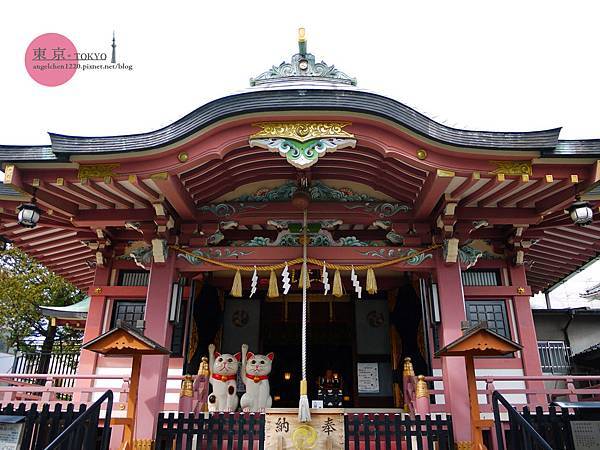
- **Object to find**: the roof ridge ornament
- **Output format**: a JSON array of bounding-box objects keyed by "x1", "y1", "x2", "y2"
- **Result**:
[{"x1": 250, "y1": 28, "x2": 357, "y2": 87}]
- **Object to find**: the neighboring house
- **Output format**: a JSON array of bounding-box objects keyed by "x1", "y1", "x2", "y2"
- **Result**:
[{"x1": 533, "y1": 308, "x2": 600, "y2": 374}]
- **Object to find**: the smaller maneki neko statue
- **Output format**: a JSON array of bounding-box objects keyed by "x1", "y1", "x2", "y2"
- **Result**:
[{"x1": 240, "y1": 343, "x2": 274, "y2": 412}]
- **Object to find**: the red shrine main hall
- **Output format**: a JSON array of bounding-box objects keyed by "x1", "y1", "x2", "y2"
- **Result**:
[{"x1": 1, "y1": 32, "x2": 600, "y2": 449}]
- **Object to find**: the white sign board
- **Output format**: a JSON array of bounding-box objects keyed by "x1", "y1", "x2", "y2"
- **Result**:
[
  {"x1": 357, "y1": 362, "x2": 379, "y2": 393},
  {"x1": 571, "y1": 421, "x2": 600, "y2": 450},
  {"x1": 0, "y1": 423, "x2": 24, "y2": 450}
]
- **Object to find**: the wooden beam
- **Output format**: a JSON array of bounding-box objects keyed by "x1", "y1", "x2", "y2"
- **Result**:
[
  {"x1": 498, "y1": 176, "x2": 552, "y2": 207},
  {"x1": 72, "y1": 208, "x2": 156, "y2": 227},
  {"x1": 448, "y1": 172, "x2": 480, "y2": 199},
  {"x1": 85, "y1": 181, "x2": 134, "y2": 209},
  {"x1": 40, "y1": 181, "x2": 96, "y2": 209},
  {"x1": 412, "y1": 169, "x2": 455, "y2": 220},
  {"x1": 150, "y1": 173, "x2": 197, "y2": 220},
  {"x1": 65, "y1": 182, "x2": 115, "y2": 208},
  {"x1": 5, "y1": 166, "x2": 79, "y2": 217},
  {"x1": 106, "y1": 178, "x2": 152, "y2": 208}
]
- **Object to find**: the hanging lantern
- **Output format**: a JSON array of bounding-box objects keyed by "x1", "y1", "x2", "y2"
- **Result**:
[
  {"x1": 0, "y1": 236, "x2": 11, "y2": 251},
  {"x1": 17, "y1": 200, "x2": 41, "y2": 228},
  {"x1": 567, "y1": 197, "x2": 593, "y2": 226}
]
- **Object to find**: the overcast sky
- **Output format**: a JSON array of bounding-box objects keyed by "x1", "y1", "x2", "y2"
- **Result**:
[{"x1": 1, "y1": 1, "x2": 599, "y2": 306}]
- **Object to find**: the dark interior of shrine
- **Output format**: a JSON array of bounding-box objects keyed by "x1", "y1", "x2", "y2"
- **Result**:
[{"x1": 186, "y1": 273, "x2": 429, "y2": 409}]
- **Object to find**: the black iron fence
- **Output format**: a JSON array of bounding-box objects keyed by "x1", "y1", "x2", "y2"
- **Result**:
[
  {"x1": 0, "y1": 399, "x2": 110, "y2": 450},
  {"x1": 344, "y1": 413, "x2": 454, "y2": 450}
]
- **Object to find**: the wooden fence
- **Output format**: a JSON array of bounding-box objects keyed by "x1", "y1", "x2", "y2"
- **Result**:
[
  {"x1": 155, "y1": 412, "x2": 454, "y2": 450},
  {"x1": 344, "y1": 413, "x2": 454, "y2": 450},
  {"x1": 155, "y1": 412, "x2": 265, "y2": 450}
]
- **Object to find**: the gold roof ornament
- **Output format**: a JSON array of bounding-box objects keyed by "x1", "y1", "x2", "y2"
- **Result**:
[{"x1": 249, "y1": 121, "x2": 356, "y2": 169}]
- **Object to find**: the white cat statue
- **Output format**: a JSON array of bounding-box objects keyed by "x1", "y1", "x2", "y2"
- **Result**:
[
  {"x1": 240, "y1": 343, "x2": 273, "y2": 412},
  {"x1": 207, "y1": 343, "x2": 241, "y2": 412}
]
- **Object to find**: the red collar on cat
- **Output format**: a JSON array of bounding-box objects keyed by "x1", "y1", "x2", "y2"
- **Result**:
[
  {"x1": 211, "y1": 373, "x2": 236, "y2": 382},
  {"x1": 246, "y1": 374, "x2": 269, "y2": 383}
]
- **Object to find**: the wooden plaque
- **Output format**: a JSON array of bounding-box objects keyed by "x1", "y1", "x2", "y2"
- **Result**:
[{"x1": 265, "y1": 409, "x2": 344, "y2": 450}]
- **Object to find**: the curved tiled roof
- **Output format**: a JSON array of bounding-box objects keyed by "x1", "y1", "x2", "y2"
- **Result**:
[{"x1": 0, "y1": 89, "x2": 577, "y2": 161}]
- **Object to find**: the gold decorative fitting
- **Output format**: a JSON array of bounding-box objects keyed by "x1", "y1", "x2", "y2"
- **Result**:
[
  {"x1": 119, "y1": 403, "x2": 125, "y2": 410},
  {"x1": 181, "y1": 375, "x2": 194, "y2": 397},
  {"x1": 199, "y1": 356, "x2": 209, "y2": 376},
  {"x1": 455, "y1": 442, "x2": 474, "y2": 450},
  {"x1": 402, "y1": 357, "x2": 415, "y2": 377},
  {"x1": 178, "y1": 152, "x2": 189, "y2": 163},
  {"x1": 517, "y1": 287, "x2": 525, "y2": 295},
  {"x1": 32, "y1": 178, "x2": 40, "y2": 187},
  {"x1": 133, "y1": 439, "x2": 154, "y2": 450},
  {"x1": 415, "y1": 375, "x2": 429, "y2": 398},
  {"x1": 490, "y1": 160, "x2": 532, "y2": 176},
  {"x1": 416, "y1": 149, "x2": 428, "y2": 160},
  {"x1": 78, "y1": 163, "x2": 119, "y2": 180},
  {"x1": 250, "y1": 121, "x2": 354, "y2": 142},
  {"x1": 94, "y1": 287, "x2": 102, "y2": 295}
]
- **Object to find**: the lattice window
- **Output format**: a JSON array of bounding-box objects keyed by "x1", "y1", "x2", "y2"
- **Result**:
[
  {"x1": 111, "y1": 300, "x2": 146, "y2": 331},
  {"x1": 465, "y1": 300, "x2": 510, "y2": 337}
]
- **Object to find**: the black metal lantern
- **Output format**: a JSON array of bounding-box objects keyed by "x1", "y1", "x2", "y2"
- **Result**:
[
  {"x1": 567, "y1": 197, "x2": 593, "y2": 226},
  {"x1": 17, "y1": 200, "x2": 41, "y2": 228},
  {"x1": 0, "y1": 235, "x2": 11, "y2": 251}
]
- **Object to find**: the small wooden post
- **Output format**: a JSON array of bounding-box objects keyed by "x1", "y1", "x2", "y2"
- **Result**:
[
  {"x1": 465, "y1": 355, "x2": 485, "y2": 449},
  {"x1": 122, "y1": 354, "x2": 142, "y2": 450}
]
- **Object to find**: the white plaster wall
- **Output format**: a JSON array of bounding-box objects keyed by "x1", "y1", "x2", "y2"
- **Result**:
[{"x1": 431, "y1": 368, "x2": 527, "y2": 406}]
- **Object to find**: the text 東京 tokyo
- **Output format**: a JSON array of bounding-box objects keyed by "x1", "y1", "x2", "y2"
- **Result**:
[{"x1": 25, "y1": 33, "x2": 133, "y2": 87}]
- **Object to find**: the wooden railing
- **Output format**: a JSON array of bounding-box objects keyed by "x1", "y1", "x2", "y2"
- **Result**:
[
  {"x1": 0, "y1": 373, "x2": 130, "y2": 415},
  {"x1": 423, "y1": 374, "x2": 600, "y2": 413}
]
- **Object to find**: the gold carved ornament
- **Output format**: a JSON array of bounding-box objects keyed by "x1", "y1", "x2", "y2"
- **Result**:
[
  {"x1": 250, "y1": 121, "x2": 354, "y2": 142},
  {"x1": 490, "y1": 160, "x2": 532, "y2": 176},
  {"x1": 77, "y1": 163, "x2": 120, "y2": 180}
]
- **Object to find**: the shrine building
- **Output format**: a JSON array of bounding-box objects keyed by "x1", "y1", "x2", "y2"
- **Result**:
[{"x1": 1, "y1": 31, "x2": 600, "y2": 449}]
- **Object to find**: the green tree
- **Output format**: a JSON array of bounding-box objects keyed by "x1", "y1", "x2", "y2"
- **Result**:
[{"x1": 0, "y1": 247, "x2": 84, "y2": 372}]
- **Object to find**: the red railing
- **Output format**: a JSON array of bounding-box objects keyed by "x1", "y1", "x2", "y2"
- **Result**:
[
  {"x1": 423, "y1": 374, "x2": 600, "y2": 413},
  {"x1": 0, "y1": 372, "x2": 598, "y2": 417}
]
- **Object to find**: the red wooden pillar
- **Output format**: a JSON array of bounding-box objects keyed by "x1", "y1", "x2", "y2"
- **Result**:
[
  {"x1": 134, "y1": 254, "x2": 176, "y2": 442},
  {"x1": 74, "y1": 264, "x2": 111, "y2": 402},
  {"x1": 435, "y1": 253, "x2": 472, "y2": 444},
  {"x1": 508, "y1": 264, "x2": 546, "y2": 405}
]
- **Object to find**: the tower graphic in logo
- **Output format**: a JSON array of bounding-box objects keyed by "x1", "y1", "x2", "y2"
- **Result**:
[{"x1": 111, "y1": 31, "x2": 116, "y2": 64}]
